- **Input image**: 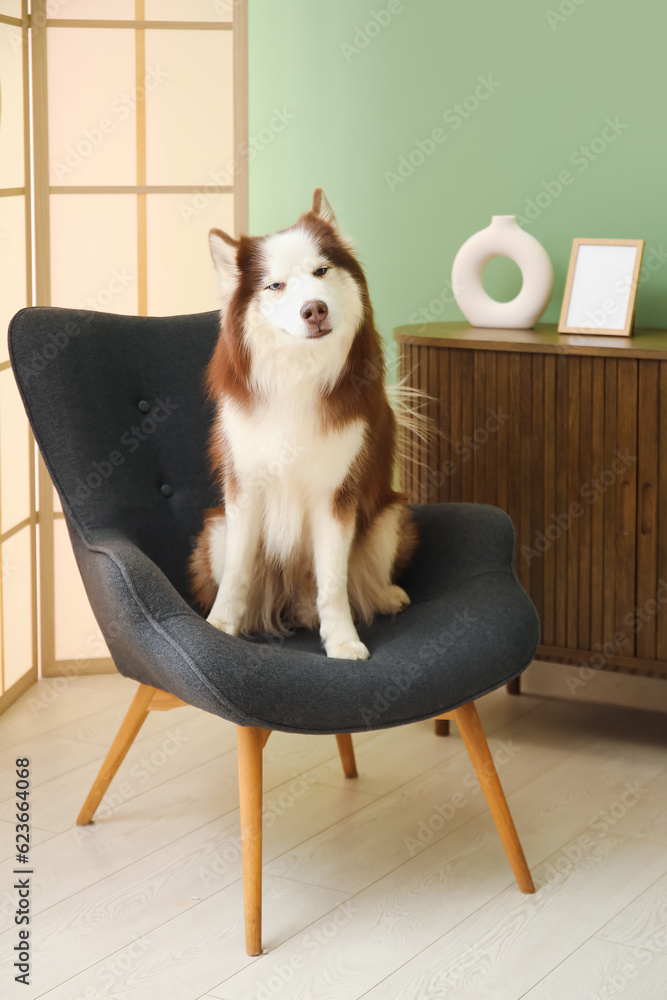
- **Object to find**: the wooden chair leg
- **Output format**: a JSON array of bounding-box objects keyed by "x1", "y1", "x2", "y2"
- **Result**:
[
  {"x1": 237, "y1": 726, "x2": 269, "y2": 956},
  {"x1": 76, "y1": 683, "x2": 157, "y2": 826},
  {"x1": 434, "y1": 711, "x2": 452, "y2": 737},
  {"x1": 335, "y1": 734, "x2": 358, "y2": 778},
  {"x1": 452, "y1": 701, "x2": 535, "y2": 894},
  {"x1": 506, "y1": 677, "x2": 521, "y2": 695}
]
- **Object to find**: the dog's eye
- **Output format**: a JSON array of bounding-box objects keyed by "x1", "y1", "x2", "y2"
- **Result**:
[
  {"x1": 266, "y1": 281, "x2": 284, "y2": 291},
  {"x1": 313, "y1": 266, "x2": 328, "y2": 277}
]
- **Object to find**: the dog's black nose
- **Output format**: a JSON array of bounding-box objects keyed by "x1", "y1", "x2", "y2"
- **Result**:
[{"x1": 300, "y1": 299, "x2": 328, "y2": 327}]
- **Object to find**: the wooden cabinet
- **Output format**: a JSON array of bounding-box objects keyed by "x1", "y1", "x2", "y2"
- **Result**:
[{"x1": 395, "y1": 322, "x2": 667, "y2": 680}]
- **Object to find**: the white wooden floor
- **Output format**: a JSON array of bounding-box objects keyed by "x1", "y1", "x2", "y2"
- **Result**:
[{"x1": 1, "y1": 673, "x2": 666, "y2": 1000}]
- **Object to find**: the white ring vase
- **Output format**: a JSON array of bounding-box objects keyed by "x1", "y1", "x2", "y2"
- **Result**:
[{"x1": 451, "y1": 215, "x2": 553, "y2": 329}]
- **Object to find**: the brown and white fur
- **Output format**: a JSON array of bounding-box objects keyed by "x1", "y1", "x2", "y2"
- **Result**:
[{"x1": 190, "y1": 189, "x2": 418, "y2": 660}]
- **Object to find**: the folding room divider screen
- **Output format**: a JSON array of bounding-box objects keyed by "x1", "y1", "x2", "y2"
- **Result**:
[{"x1": 0, "y1": 0, "x2": 248, "y2": 709}]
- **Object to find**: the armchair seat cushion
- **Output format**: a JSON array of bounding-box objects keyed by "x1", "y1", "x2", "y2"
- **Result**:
[{"x1": 69, "y1": 503, "x2": 539, "y2": 734}]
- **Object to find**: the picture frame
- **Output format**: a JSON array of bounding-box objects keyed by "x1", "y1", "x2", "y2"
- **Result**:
[{"x1": 558, "y1": 238, "x2": 644, "y2": 337}]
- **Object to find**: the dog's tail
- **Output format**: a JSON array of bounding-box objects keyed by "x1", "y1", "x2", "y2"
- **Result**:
[
  {"x1": 387, "y1": 377, "x2": 439, "y2": 489},
  {"x1": 387, "y1": 379, "x2": 433, "y2": 444}
]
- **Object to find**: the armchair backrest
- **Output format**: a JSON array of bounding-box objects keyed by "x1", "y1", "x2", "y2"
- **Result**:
[{"x1": 9, "y1": 307, "x2": 219, "y2": 603}]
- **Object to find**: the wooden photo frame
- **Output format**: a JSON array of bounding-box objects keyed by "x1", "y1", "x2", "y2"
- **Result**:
[{"x1": 558, "y1": 238, "x2": 644, "y2": 337}]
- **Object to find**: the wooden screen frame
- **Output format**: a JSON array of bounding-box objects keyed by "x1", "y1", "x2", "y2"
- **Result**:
[
  {"x1": 558, "y1": 238, "x2": 644, "y2": 338},
  {"x1": 28, "y1": 0, "x2": 249, "y2": 678},
  {"x1": 0, "y1": 0, "x2": 39, "y2": 714}
]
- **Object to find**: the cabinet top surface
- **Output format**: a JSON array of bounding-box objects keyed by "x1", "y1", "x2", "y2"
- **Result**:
[{"x1": 393, "y1": 321, "x2": 667, "y2": 358}]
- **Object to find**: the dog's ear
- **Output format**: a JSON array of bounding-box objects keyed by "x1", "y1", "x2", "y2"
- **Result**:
[
  {"x1": 209, "y1": 228, "x2": 239, "y2": 302},
  {"x1": 311, "y1": 188, "x2": 336, "y2": 226}
]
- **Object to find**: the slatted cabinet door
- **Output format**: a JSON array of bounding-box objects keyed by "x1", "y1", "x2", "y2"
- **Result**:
[
  {"x1": 614, "y1": 360, "x2": 639, "y2": 660},
  {"x1": 395, "y1": 322, "x2": 667, "y2": 681},
  {"x1": 634, "y1": 359, "x2": 667, "y2": 670},
  {"x1": 658, "y1": 362, "x2": 667, "y2": 664},
  {"x1": 635, "y1": 359, "x2": 659, "y2": 661}
]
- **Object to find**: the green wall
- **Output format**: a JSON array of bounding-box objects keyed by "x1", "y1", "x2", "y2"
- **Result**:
[{"x1": 247, "y1": 0, "x2": 667, "y2": 359}]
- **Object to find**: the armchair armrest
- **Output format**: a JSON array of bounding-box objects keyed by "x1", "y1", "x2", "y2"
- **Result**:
[
  {"x1": 66, "y1": 522, "x2": 269, "y2": 726},
  {"x1": 404, "y1": 502, "x2": 518, "y2": 603}
]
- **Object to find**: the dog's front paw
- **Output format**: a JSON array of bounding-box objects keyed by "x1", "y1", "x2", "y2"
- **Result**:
[
  {"x1": 326, "y1": 639, "x2": 370, "y2": 661},
  {"x1": 378, "y1": 585, "x2": 411, "y2": 615},
  {"x1": 207, "y1": 615, "x2": 239, "y2": 637}
]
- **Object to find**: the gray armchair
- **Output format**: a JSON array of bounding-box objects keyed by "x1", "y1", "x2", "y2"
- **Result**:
[{"x1": 10, "y1": 306, "x2": 540, "y2": 955}]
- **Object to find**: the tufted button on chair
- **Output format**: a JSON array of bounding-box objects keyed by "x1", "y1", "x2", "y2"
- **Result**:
[{"x1": 10, "y1": 306, "x2": 540, "y2": 955}]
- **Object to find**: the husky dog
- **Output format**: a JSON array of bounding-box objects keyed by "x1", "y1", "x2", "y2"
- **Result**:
[{"x1": 190, "y1": 189, "x2": 418, "y2": 660}]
